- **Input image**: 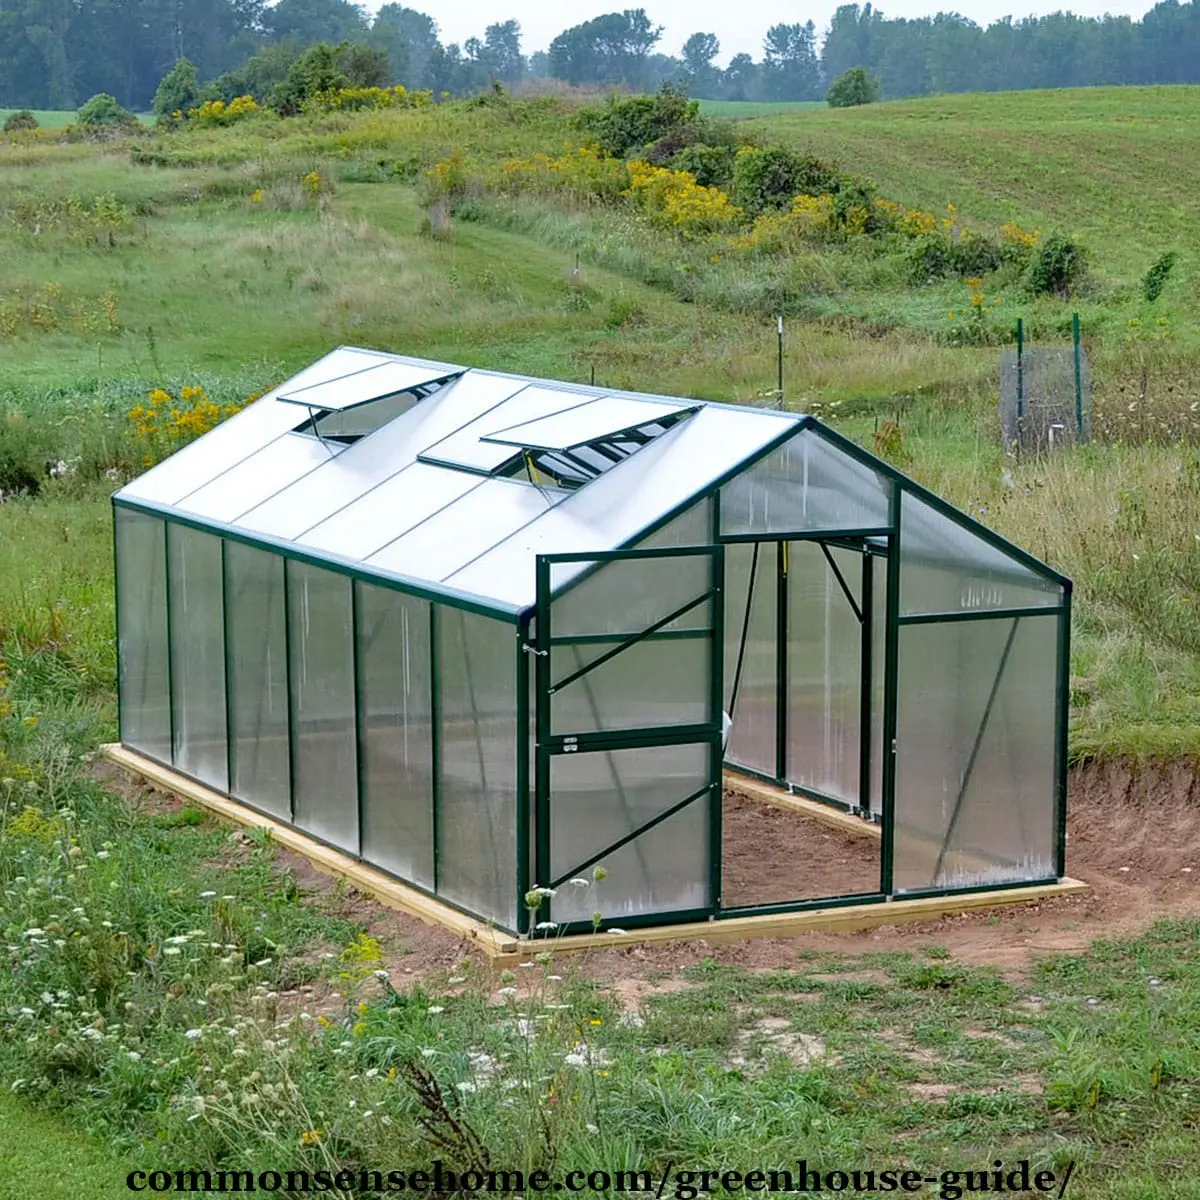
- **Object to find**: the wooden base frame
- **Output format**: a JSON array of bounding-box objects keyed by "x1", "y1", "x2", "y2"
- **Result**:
[{"x1": 101, "y1": 744, "x2": 1088, "y2": 965}]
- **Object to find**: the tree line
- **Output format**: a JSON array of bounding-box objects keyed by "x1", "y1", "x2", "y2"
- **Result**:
[{"x1": 2, "y1": 0, "x2": 1200, "y2": 112}]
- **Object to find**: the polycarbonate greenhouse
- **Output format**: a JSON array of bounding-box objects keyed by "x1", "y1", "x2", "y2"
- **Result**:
[{"x1": 113, "y1": 346, "x2": 1071, "y2": 937}]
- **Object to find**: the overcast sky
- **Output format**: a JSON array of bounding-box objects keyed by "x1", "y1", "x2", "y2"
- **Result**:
[{"x1": 362, "y1": 0, "x2": 1164, "y2": 63}]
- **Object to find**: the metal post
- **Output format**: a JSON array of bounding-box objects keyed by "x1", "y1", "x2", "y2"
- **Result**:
[
  {"x1": 776, "y1": 540, "x2": 788, "y2": 782},
  {"x1": 776, "y1": 315, "x2": 784, "y2": 410},
  {"x1": 1015, "y1": 317, "x2": 1025, "y2": 451},
  {"x1": 1072, "y1": 312, "x2": 1083, "y2": 441},
  {"x1": 859, "y1": 552, "x2": 873, "y2": 819}
]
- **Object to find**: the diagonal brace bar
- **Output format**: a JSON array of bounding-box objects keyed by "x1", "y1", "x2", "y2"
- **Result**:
[
  {"x1": 820, "y1": 543, "x2": 863, "y2": 623},
  {"x1": 549, "y1": 781, "x2": 713, "y2": 891}
]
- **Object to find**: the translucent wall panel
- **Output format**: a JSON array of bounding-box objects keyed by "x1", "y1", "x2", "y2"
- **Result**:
[
  {"x1": 167, "y1": 526, "x2": 227, "y2": 790},
  {"x1": 900, "y1": 491, "x2": 1064, "y2": 615},
  {"x1": 893, "y1": 614, "x2": 1059, "y2": 893},
  {"x1": 636, "y1": 498, "x2": 713, "y2": 549},
  {"x1": 550, "y1": 638, "x2": 711, "y2": 735},
  {"x1": 437, "y1": 609, "x2": 517, "y2": 928},
  {"x1": 721, "y1": 428, "x2": 891, "y2": 536},
  {"x1": 115, "y1": 509, "x2": 171, "y2": 761},
  {"x1": 288, "y1": 563, "x2": 358, "y2": 853},
  {"x1": 225, "y1": 543, "x2": 290, "y2": 819},
  {"x1": 724, "y1": 543, "x2": 777, "y2": 776},
  {"x1": 550, "y1": 551, "x2": 712, "y2": 638},
  {"x1": 550, "y1": 742, "x2": 711, "y2": 923},
  {"x1": 358, "y1": 583, "x2": 434, "y2": 889},
  {"x1": 786, "y1": 542, "x2": 860, "y2": 806}
]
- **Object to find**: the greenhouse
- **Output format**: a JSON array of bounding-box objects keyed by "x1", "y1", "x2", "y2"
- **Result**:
[{"x1": 112, "y1": 346, "x2": 1072, "y2": 939}]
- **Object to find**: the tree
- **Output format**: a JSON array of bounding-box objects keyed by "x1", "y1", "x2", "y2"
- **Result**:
[
  {"x1": 336, "y1": 42, "x2": 391, "y2": 86},
  {"x1": 721, "y1": 52, "x2": 759, "y2": 101},
  {"x1": 680, "y1": 32, "x2": 720, "y2": 96},
  {"x1": 266, "y1": 0, "x2": 368, "y2": 46},
  {"x1": 826, "y1": 65, "x2": 880, "y2": 106},
  {"x1": 152, "y1": 57, "x2": 201, "y2": 117},
  {"x1": 369, "y1": 4, "x2": 439, "y2": 88},
  {"x1": 548, "y1": 9, "x2": 663, "y2": 88},
  {"x1": 77, "y1": 91, "x2": 136, "y2": 127},
  {"x1": 476, "y1": 19, "x2": 524, "y2": 83},
  {"x1": 763, "y1": 22, "x2": 821, "y2": 100},
  {"x1": 270, "y1": 42, "x2": 348, "y2": 112}
]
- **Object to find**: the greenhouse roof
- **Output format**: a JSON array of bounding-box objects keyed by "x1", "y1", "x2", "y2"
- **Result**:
[
  {"x1": 115, "y1": 345, "x2": 1067, "y2": 617},
  {"x1": 116, "y1": 346, "x2": 799, "y2": 611}
]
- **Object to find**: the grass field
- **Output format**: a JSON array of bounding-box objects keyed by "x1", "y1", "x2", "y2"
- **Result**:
[
  {"x1": 697, "y1": 98, "x2": 826, "y2": 117},
  {"x1": 0, "y1": 1094, "x2": 130, "y2": 1199},
  {"x1": 1, "y1": 84, "x2": 1200, "y2": 1192},
  {"x1": 0, "y1": 107, "x2": 75, "y2": 129}
]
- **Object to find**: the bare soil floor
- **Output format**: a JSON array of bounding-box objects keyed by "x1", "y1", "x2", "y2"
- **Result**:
[{"x1": 100, "y1": 759, "x2": 1200, "y2": 998}]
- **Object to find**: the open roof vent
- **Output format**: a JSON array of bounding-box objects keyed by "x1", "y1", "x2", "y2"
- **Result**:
[
  {"x1": 280, "y1": 360, "x2": 463, "y2": 447},
  {"x1": 418, "y1": 390, "x2": 697, "y2": 489}
]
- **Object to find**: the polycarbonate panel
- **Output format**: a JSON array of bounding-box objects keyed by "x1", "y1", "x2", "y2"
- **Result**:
[
  {"x1": 447, "y1": 405, "x2": 795, "y2": 606},
  {"x1": 786, "y1": 542, "x2": 861, "y2": 805},
  {"x1": 179, "y1": 434, "x2": 345, "y2": 524},
  {"x1": 358, "y1": 583, "x2": 434, "y2": 887},
  {"x1": 721, "y1": 427, "x2": 891, "y2": 536},
  {"x1": 115, "y1": 509, "x2": 171, "y2": 761},
  {"x1": 225, "y1": 543, "x2": 290, "y2": 818},
  {"x1": 421, "y1": 386, "x2": 592, "y2": 473},
  {"x1": 900, "y1": 491, "x2": 1064, "y2": 615},
  {"x1": 298, "y1": 463, "x2": 482, "y2": 561},
  {"x1": 116, "y1": 348, "x2": 388, "y2": 505},
  {"x1": 437, "y1": 609, "x2": 518, "y2": 927},
  {"x1": 483, "y1": 397, "x2": 693, "y2": 451},
  {"x1": 869, "y1": 553, "x2": 886, "y2": 816},
  {"x1": 551, "y1": 550, "x2": 712, "y2": 639},
  {"x1": 288, "y1": 563, "x2": 358, "y2": 853},
  {"x1": 368, "y1": 479, "x2": 566, "y2": 581},
  {"x1": 550, "y1": 742, "x2": 711, "y2": 923},
  {"x1": 168, "y1": 525, "x2": 227, "y2": 790},
  {"x1": 280, "y1": 359, "x2": 460, "y2": 411},
  {"x1": 238, "y1": 372, "x2": 532, "y2": 542},
  {"x1": 725, "y1": 543, "x2": 777, "y2": 776},
  {"x1": 893, "y1": 614, "x2": 1059, "y2": 893},
  {"x1": 636, "y1": 498, "x2": 713, "y2": 549},
  {"x1": 551, "y1": 637, "x2": 712, "y2": 735}
]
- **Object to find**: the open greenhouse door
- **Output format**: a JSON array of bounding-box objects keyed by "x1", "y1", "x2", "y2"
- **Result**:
[{"x1": 532, "y1": 546, "x2": 723, "y2": 933}]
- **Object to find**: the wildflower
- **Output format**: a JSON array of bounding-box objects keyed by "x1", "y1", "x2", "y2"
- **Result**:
[
  {"x1": 300, "y1": 1129, "x2": 323, "y2": 1147},
  {"x1": 535, "y1": 921, "x2": 558, "y2": 931},
  {"x1": 185, "y1": 1029, "x2": 202, "y2": 1039},
  {"x1": 497, "y1": 987, "x2": 518, "y2": 998},
  {"x1": 427, "y1": 1005, "x2": 445, "y2": 1015},
  {"x1": 200, "y1": 891, "x2": 216, "y2": 898},
  {"x1": 163, "y1": 947, "x2": 181, "y2": 956},
  {"x1": 96, "y1": 851, "x2": 110, "y2": 859},
  {"x1": 457, "y1": 1081, "x2": 476, "y2": 1093},
  {"x1": 365, "y1": 1068, "x2": 379, "y2": 1078}
]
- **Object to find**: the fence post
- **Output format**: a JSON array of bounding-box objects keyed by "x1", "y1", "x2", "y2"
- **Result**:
[
  {"x1": 776, "y1": 314, "x2": 784, "y2": 410},
  {"x1": 1015, "y1": 317, "x2": 1025, "y2": 455},
  {"x1": 1072, "y1": 312, "x2": 1083, "y2": 441}
]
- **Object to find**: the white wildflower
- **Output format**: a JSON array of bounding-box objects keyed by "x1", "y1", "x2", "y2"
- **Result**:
[{"x1": 427, "y1": 1005, "x2": 445, "y2": 1015}]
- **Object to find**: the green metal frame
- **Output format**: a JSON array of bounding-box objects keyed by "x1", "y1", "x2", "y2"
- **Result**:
[{"x1": 532, "y1": 545, "x2": 723, "y2": 932}]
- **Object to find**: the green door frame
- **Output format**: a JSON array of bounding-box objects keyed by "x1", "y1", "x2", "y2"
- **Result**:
[{"x1": 530, "y1": 545, "x2": 724, "y2": 936}]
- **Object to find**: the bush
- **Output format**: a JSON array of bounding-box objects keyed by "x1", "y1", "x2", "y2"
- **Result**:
[
  {"x1": 904, "y1": 228, "x2": 1004, "y2": 283},
  {"x1": 1142, "y1": 250, "x2": 1177, "y2": 303},
  {"x1": 152, "y1": 59, "x2": 200, "y2": 120},
  {"x1": 826, "y1": 67, "x2": 880, "y2": 108},
  {"x1": 1026, "y1": 232, "x2": 1088, "y2": 298},
  {"x1": 669, "y1": 143, "x2": 735, "y2": 188},
  {"x1": 574, "y1": 83, "x2": 698, "y2": 159},
  {"x1": 76, "y1": 93, "x2": 136, "y2": 129},
  {"x1": 729, "y1": 145, "x2": 845, "y2": 215},
  {"x1": 270, "y1": 43, "x2": 349, "y2": 115},
  {"x1": 3, "y1": 109, "x2": 38, "y2": 132}
]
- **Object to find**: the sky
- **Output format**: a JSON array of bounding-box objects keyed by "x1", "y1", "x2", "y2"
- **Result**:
[{"x1": 361, "y1": 0, "x2": 1165, "y2": 63}]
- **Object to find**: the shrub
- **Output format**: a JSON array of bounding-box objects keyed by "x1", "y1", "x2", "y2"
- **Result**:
[
  {"x1": 1026, "y1": 232, "x2": 1088, "y2": 298},
  {"x1": 826, "y1": 67, "x2": 880, "y2": 108},
  {"x1": 574, "y1": 83, "x2": 698, "y2": 158},
  {"x1": 3, "y1": 109, "x2": 38, "y2": 133},
  {"x1": 270, "y1": 43, "x2": 348, "y2": 115},
  {"x1": 152, "y1": 59, "x2": 200, "y2": 120},
  {"x1": 187, "y1": 95, "x2": 259, "y2": 127},
  {"x1": 625, "y1": 161, "x2": 742, "y2": 238},
  {"x1": 904, "y1": 226, "x2": 1004, "y2": 283},
  {"x1": 1142, "y1": 250, "x2": 1177, "y2": 303},
  {"x1": 669, "y1": 143, "x2": 736, "y2": 188},
  {"x1": 76, "y1": 93, "x2": 136, "y2": 130},
  {"x1": 729, "y1": 145, "x2": 845, "y2": 215}
]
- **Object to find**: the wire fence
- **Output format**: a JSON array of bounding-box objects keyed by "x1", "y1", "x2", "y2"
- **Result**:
[{"x1": 999, "y1": 321, "x2": 1090, "y2": 456}]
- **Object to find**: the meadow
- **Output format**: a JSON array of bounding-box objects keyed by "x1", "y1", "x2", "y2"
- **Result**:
[{"x1": 0, "y1": 86, "x2": 1199, "y2": 1196}]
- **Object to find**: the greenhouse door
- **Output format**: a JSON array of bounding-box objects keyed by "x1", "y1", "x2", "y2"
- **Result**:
[{"x1": 532, "y1": 547, "x2": 723, "y2": 933}]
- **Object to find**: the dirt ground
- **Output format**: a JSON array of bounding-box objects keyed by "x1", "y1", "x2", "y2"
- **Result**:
[{"x1": 99, "y1": 758, "x2": 1200, "y2": 993}]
